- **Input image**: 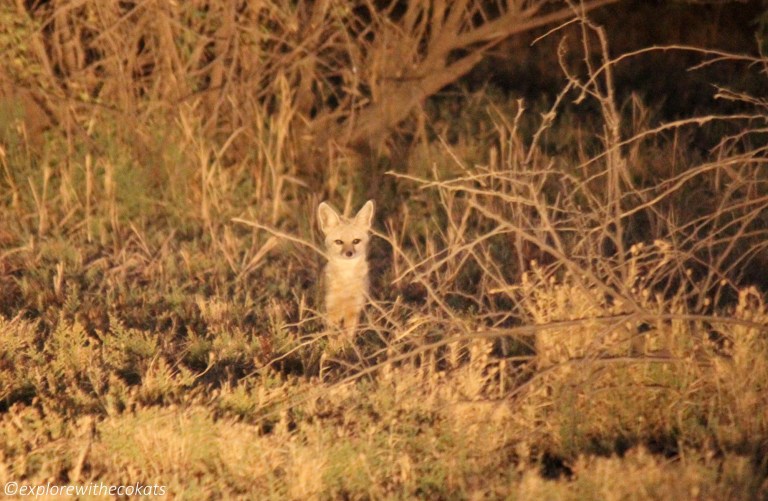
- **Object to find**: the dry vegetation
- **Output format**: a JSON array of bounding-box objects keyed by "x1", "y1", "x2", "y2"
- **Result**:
[{"x1": 1, "y1": 0, "x2": 767, "y2": 499}]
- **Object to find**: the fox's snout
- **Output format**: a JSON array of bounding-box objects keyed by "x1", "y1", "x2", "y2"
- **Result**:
[{"x1": 340, "y1": 243, "x2": 357, "y2": 258}]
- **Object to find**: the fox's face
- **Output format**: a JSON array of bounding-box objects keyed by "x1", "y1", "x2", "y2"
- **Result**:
[{"x1": 317, "y1": 200, "x2": 374, "y2": 260}]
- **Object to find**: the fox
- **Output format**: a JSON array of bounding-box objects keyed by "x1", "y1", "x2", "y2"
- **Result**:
[{"x1": 317, "y1": 200, "x2": 375, "y2": 347}]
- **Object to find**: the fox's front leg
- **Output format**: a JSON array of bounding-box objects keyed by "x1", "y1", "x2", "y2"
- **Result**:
[
  {"x1": 328, "y1": 309, "x2": 357, "y2": 344},
  {"x1": 323, "y1": 304, "x2": 347, "y2": 351},
  {"x1": 342, "y1": 308, "x2": 360, "y2": 341},
  {"x1": 326, "y1": 306, "x2": 343, "y2": 330}
]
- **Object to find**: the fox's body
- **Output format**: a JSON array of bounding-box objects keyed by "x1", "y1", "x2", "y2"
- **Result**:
[{"x1": 317, "y1": 200, "x2": 374, "y2": 344}]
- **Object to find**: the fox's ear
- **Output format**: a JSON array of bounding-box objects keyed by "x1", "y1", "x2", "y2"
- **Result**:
[
  {"x1": 354, "y1": 200, "x2": 375, "y2": 229},
  {"x1": 317, "y1": 202, "x2": 341, "y2": 234}
]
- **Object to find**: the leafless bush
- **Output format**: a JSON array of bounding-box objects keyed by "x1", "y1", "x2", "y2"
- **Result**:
[{"x1": 362, "y1": 10, "x2": 768, "y2": 384}]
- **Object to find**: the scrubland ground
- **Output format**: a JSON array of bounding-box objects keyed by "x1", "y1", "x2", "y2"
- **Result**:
[{"x1": 1, "y1": 1, "x2": 768, "y2": 499}]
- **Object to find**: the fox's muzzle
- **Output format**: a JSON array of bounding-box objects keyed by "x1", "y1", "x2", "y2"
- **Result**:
[{"x1": 342, "y1": 244, "x2": 356, "y2": 258}]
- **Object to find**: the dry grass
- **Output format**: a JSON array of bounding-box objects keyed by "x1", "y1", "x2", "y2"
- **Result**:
[{"x1": 1, "y1": 2, "x2": 768, "y2": 499}]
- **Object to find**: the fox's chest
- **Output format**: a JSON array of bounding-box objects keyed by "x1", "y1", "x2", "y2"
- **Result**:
[{"x1": 325, "y1": 257, "x2": 368, "y2": 286}]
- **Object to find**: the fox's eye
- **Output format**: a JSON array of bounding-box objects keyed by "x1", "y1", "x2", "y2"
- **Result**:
[
  {"x1": 334, "y1": 239, "x2": 343, "y2": 245},
  {"x1": 352, "y1": 239, "x2": 361, "y2": 245}
]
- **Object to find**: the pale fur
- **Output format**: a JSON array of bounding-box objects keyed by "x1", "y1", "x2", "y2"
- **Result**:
[{"x1": 317, "y1": 200, "x2": 374, "y2": 346}]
